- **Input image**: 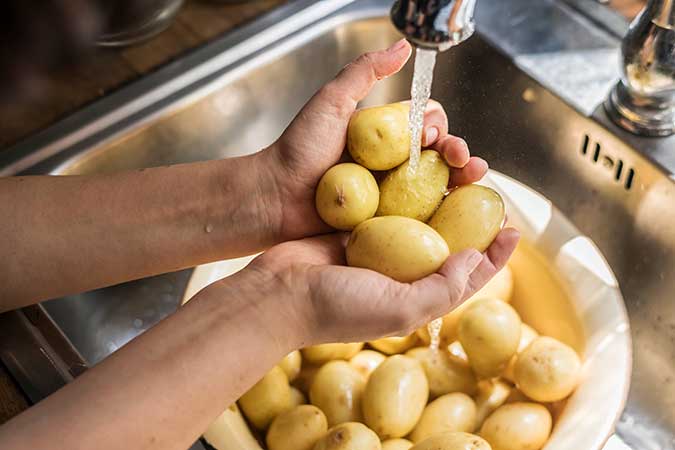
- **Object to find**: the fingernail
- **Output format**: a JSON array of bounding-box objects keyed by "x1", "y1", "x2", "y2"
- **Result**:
[
  {"x1": 424, "y1": 127, "x2": 439, "y2": 146},
  {"x1": 387, "y1": 39, "x2": 408, "y2": 53},
  {"x1": 467, "y1": 251, "x2": 483, "y2": 272}
]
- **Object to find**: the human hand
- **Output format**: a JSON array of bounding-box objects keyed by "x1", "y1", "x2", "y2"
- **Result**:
[{"x1": 261, "y1": 39, "x2": 488, "y2": 242}]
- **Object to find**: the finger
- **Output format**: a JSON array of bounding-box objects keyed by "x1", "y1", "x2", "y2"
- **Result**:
[
  {"x1": 432, "y1": 135, "x2": 470, "y2": 167},
  {"x1": 449, "y1": 157, "x2": 489, "y2": 186},
  {"x1": 422, "y1": 100, "x2": 449, "y2": 146},
  {"x1": 464, "y1": 228, "x2": 520, "y2": 299}
]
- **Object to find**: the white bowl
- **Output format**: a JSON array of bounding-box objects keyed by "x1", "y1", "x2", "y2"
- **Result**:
[{"x1": 183, "y1": 170, "x2": 632, "y2": 450}]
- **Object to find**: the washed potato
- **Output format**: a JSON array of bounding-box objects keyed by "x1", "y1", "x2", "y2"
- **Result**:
[
  {"x1": 405, "y1": 347, "x2": 477, "y2": 398},
  {"x1": 429, "y1": 184, "x2": 505, "y2": 254},
  {"x1": 369, "y1": 334, "x2": 418, "y2": 355},
  {"x1": 502, "y1": 324, "x2": 539, "y2": 382},
  {"x1": 504, "y1": 389, "x2": 531, "y2": 404},
  {"x1": 447, "y1": 341, "x2": 469, "y2": 362},
  {"x1": 290, "y1": 386, "x2": 307, "y2": 408},
  {"x1": 310, "y1": 361, "x2": 365, "y2": 426},
  {"x1": 203, "y1": 404, "x2": 263, "y2": 450},
  {"x1": 302, "y1": 343, "x2": 364, "y2": 365},
  {"x1": 267, "y1": 405, "x2": 328, "y2": 450},
  {"x1": 347, "y1": 216, "x2": 449, "y2": 283},
  {"x1": 410, "y1": 393, "x2": 477, "y2": 443},
  {"x1": 347, "y1": 103, "x2": 410, "y2": 171},
  {"x1": 458, "y1": 298, "x2": 521, "y2": 378},
  {"x1": 480, "y1": 403, "x2": 552, "y2": 450},
  {"x1": 377, "y1": 150, "x2": 450, "y2": 222},
  {"x1": 382, "y1": 439, "x2": 414, "y2": 450},
  {"x1": 294, "y1": 364, "x2": 321, "y2": 395},
  {"x1": 349, "y1": 350, "x2": 387, "y2": 380},
  {"x1": 473, "y1": 380, "x2": 512, "y2": 430},
  {"x1": 312, "y1": 422, "x2": 381, "y2": 450},
  {"x1": 279, "y1": 350, "x2": 302, "y2": 382},
  {"x1": 363, "y1": 355, "x2": 428, "y2": 439},
  {"x1": 239, "y1": 365, "x2": 291, "y2": 430},
  {"x1": 410, "y1": 432, "x2": 491, "y2": 450},
  {"x1": 514, "y1": 336, "x2": 581, "y2": 402},
  {"x1": 315, "y1": 163, "x2": 379, "y2": 230}
]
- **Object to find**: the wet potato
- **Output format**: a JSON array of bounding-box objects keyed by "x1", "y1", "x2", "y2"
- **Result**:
[
  {"x1": 310, "y1": 361, "x2": 366, "y2": 426},
  {"x1": 410, "y1": 393, "x2": 477, "y2": 443},
  {"x1": 267, "y1": 405, "x2": 328, "y2": 450},
  {"x1": 239, "y1": 365, "x2": 292, "y2": 430}
]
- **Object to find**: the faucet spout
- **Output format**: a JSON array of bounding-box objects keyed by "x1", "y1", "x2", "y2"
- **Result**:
[{"x1": 391, "y1": 0, "x2": 477, "y2": 51}]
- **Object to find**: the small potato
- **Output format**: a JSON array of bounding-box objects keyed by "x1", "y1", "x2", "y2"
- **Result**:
[
  {"x1": 315, "y1": 163, "x2": 379, "y2": 231},
  {"x1": 290, "y1": 386, "x2": 307, "y2": 408},
  {"x1": 405, "y1": 347, "x2": 477, "y2": 398},
  {"x1": 239, "y1": 365, "x2": 291, "y2": 430},
  {"x1": 349, "y1": 350, "x2": 387, "y2": 380},
  {"x1": 347, "y1": 103, "x2": 410, "y2": 171},
  {"x1": 203, "y1": 404, "x2": 263, "y2": 450},
  {"x1": 514, "y1": 336, "x2": 581, "y2": 402},
  {"x1": 502, "y1": 324, "x2": 539, "y2": 382},
  {"x1": 347, "y1": 216, "x2": 449, "y2": 283},
  {"x1": 377, "y1": 150, "x2": 450, "y2": 222},
  {"x1": 363, "y1": 355, "x2": 429, "y2": 439},
  {"x1": 312, "y1": 422, "x2": 382, "y2": 450},
  {"x1": 368, "y1": 334, "x2": 418, "y2": 355},
  {"x1": 468, "y1": 265, "x2": 514, "y2": 303},
  {"x1": 410, "y1": 432, "x2": 491, "y2": 450},
  {"x1": 302, "y1": 343, "x2": 364, "y2": 365},
  {"x1": 293, "y1": 364, "x2": 321, "y2": 395},
  {"x1": 310, "y1": 361, "x2": 366, "y2": 426},
  {"x1": 382, "y1": 439, "x2": 414, "y2": 450},
  {"x1": 279, "y1": 350, "x2": 302, "y2": 382},
  {"x1": 429, "y1": 184, "x2": 505, "y2": 254},
  {"x1": 410, "y1": 393, "x2": 477, "y2": 443},
  {"x1": 473, "y1": 380, "x2": 512, "y2": 430},
  {"x1": 458, "y1": 298, "x2": 521, "y2": 378},
  {"x1": 267, "y1": 405, "x2": 328, "y2": 450},
  {"x1": 480, "y1": 403, "x2": 552, "y2": 450}
]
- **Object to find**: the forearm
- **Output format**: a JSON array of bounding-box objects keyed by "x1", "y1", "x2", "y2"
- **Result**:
[
  {"x1": 0, "y1": 269, "x2": 304, "y2": 450},
  {"x1": 0, "y1": 150, "x2": 281, "y2": 309}
]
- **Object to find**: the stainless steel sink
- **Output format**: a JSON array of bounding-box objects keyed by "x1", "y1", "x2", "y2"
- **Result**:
[{"x1": 1, "y1": 1, "x2": 674, "y2": 449}]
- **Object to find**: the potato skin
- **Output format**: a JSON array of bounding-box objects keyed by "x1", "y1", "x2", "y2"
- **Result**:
[
  {"x1": 382, "y1": 439, "x2": 414, "y2": 450},
  {"x1": 279, "y1": 350, "x2": 302, "y2": 382},
  {"x1": 267, "y1": 405, "x2": 328, "y2": 450},
  {"x1": 289, "y1": 386, "x2": 307, "y2": 408},
  {"x1": 514, "y1": 336, "x2": 581, "y2": 402},
  {"x1": 302, "y1": 343, "x2": 364, "y2": 365},
  {"x1": 405, "y1": 347, "x2": 477, "y2": 398},
  {"x1": 349, "y1": 350, "x2": 387, "y2": 380},
  {"x1": 409, "y1": 432, "x2": 491, "y2": 450},
  {"x1": 312, "y1": 422, "x2": 382, "y2": 450},
  {"x1": 346, "y1": 216, "x2": 450, "y2": 283},
  {"x1": 502, "y1": 324, "x2": 539, "y2": 382},
  {"x1": 315, "y1": 163, "x2": 379, "y2": 231},
  {"x1": 238, "y1": 365, "x2": 291, "y2": 430},
  {"x1": 377, "y1": 150, "x2": 449, "y2": 222},
  {"x1": 368, "y1": 334, "x2": 418, "y2": 355},
  {"x1": 309, "y1": 361, "x2": 366, "y2": 426},
  {"x1": 347, "y1": 103, "x2": 410, "y2": 171},
  {"x1": 480, "y1": 403, "x2": 552, "y2": 450},
  {"x1": 429, "y1": 184, "x2": 505, "y2": 254},
  {"x1": 363, "y1": 355, "x2": 429, "y2": 439},
  {"x1": 458, "y1": 298, "x2": 522, "y2": 378},
  {"x1": 410, "y1": 393, "x2": 477, "y2": 443}
]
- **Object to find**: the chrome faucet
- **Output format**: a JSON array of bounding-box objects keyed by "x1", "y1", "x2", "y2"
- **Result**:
[
  {"x1": 390, "y1": 0, "x2": 477, "y2": 51},
  {"x1": 605, "y1": 0, "x2": 675, "y2": 136}
]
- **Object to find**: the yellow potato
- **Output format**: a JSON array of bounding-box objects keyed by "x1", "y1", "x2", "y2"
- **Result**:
[
  {"x1": 377, "y1": 150, "x2": 450, "y2": 222},
  {"x1": 347, "y1": 216, "x2": 449, "y2": 283},
  {"x1": 267, "y1": 405, "x2": 328, "y2": 450},
  {"x1": 302, "y1": 343, "x2": 364, "y2": 365},
  {"x1": 279, "y1": 350, "x2": 302, "y2": 382},
  {"x1": 429, "y1": 184, "x2": 505, "y2": 254},
  {"x1": 312, "y1": 422, "x2": 382, "y2": 450},
  {"x1": 447, "y1": 341, "x2": 469, "y2": 362},
  {"x1": 290, "y1": 386, "x2": 307, "y2": 408},
  {"x1": 409, "y1": 432, "x2": 491, "y2": 450},
  {"x1": 410, "y1": 393, "x2": 477, "y2": 443},
  {"x1": 458, "y1": 298, "x2": 521, "y2": 378},
  {"x1": 363, "y1": 355, "x2": 429, "y2": 439},
  {"x1": 310, "y1": 361, "x2": 366, "y2": 426},
  {"x1": 203, "y1": 404, "x2": 263, "y2": 450},
  {"x1": 368, "y1": 334, "x2": 418, "y2": 355},
  {"x1": 480, "y1": 403, "x2": 552, "y2": 450},
  {"x1": 514, "y1": 336, "x2": 581, "y2": 402},
  {"x1": 293, "y1": 363, "x2": 321, "y2": 395},
  {"x1": 239, "y1": 365, "x2": 291, "y2": 430},
  {"x1": 473, "y1": 380, "x2": 512, "y2": 430},
  {"x1": 405, "y1": 347, "x2": 477, "y2": 398},
  {"x1": 504, "y1": 389, "x2": 531, "y2": 404},
  {"x1": 347, "y1": 103, "x2": 410, "y2": 171},
  {"x1": 349, "y1": 350, "x2": 387, "y2": 380},
  {"x1": 468, "y1": 265, "x2": 514, "y2": 303},
  {"x1": 382, "y1": 439, "x2": 414, "y2": 450},
  {"x1": 502, "y1": 324, "x2": 539, "y2": 382},
  {"x1": 315, "y1": 163, "x2": 379, "y2": 231}
]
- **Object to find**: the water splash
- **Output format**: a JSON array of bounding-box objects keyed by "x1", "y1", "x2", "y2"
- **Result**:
[
  {"x1": 428, "y1": 317, "x2": 443, "y2": 350},
  {"x1": 408, "y1": 48, "x2": 438, "y2": 174}
]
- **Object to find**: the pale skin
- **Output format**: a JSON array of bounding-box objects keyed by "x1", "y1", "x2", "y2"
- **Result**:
[{"x1": 0, "y1": 40, "x2": 519, "y2": 450}]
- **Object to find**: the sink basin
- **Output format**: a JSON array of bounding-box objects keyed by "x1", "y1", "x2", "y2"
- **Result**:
[{"x1": 0, "y1": 0, "x2": 673, "y2": 449}]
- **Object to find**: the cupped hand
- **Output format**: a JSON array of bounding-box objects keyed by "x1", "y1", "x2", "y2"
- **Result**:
[{"x1": 262, "y1": 39, "x2": 488, "y2": 242}]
